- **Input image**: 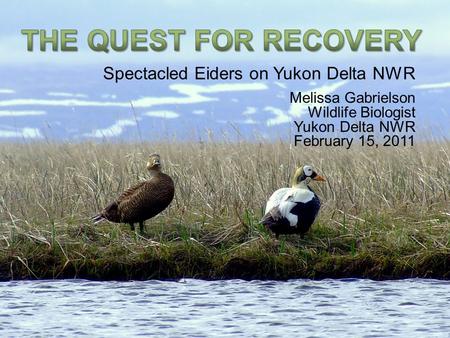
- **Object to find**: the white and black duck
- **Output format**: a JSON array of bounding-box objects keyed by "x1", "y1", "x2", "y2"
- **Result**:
[{"x1": 261, "y1": 165, "x2": 325, "y2": 238}]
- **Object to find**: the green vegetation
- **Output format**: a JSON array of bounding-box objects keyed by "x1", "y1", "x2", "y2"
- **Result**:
[{"x1": 0, "y1": 141, "x2": 449, "y2": 280}]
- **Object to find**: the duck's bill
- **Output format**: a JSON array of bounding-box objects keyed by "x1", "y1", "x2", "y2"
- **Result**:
[{"x1": 313, "y1": 175, "x2": 326, "y2": 182}]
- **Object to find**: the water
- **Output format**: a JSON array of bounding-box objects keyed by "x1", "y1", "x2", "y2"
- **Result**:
[{"x1": 0, "y1": 279, "x2": 449, "y2": 337}]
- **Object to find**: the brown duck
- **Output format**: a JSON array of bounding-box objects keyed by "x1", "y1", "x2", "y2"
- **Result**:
[{"x1": 92, "y1": 154, "x2": 174, "y2": 233}]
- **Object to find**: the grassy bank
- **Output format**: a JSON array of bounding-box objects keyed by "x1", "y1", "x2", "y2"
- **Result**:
[{"x1": 0, "y1": 141, "x2": 449, "y2": 280}]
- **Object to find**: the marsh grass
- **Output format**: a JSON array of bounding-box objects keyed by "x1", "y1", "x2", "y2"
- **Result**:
[{"x1": 0, "y1": 141, "x2": 449, "y2": 280}]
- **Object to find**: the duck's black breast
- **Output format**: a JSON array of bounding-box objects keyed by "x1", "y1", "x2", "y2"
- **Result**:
[{"x1": 290, "y1": 194, "x2": 321, "y2": 233}]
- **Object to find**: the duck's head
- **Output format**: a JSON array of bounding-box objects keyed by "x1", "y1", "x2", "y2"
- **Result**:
[
  {"x1": 146, "y1": 153, "x2": 161, "y2": 171},
  {"x1": 292, "y1": 165, "x2": 326, "y2": 187}
]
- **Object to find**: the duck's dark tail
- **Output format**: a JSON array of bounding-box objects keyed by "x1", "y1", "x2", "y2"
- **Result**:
[
  {"x1": 91, "y1": 202, "x2": 120, "y2": 224},
  {"x1": 261, "y1": 213, "x2": 277, "y2": 233},
  {"x1": 91, "y1": 213, "x2": 106, "y2": 224},
  {"x1": 261, "y1": 207, "x2": 291, "y2": 238}
]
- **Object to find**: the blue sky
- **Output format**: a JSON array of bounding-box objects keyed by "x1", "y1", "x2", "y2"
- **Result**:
[{"x1": 1, "y1": 0, "x2": 450, "y2": 64}]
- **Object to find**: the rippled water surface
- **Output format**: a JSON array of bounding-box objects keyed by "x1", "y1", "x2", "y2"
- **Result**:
[{"x1": 1, "y1": 278, "x2": 449, "y2": 337}]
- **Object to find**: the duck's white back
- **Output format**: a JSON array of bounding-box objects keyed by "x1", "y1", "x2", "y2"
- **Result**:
[{"x1": 264, "y1": 188, "x2": 290, "y2": 214}]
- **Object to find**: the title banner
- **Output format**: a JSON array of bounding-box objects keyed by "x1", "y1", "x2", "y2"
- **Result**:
[{"x1": 21, "y1": 28, "x2": 422, "y2": 53}]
